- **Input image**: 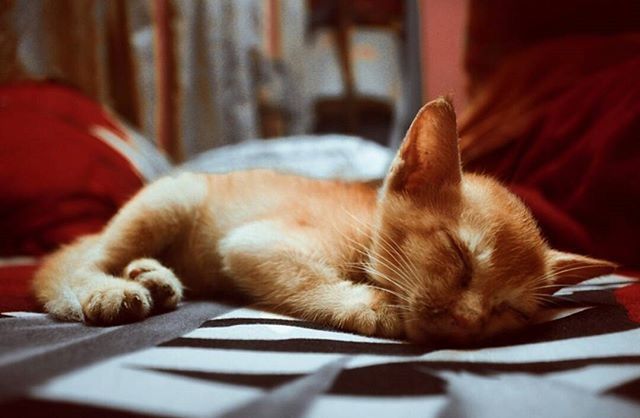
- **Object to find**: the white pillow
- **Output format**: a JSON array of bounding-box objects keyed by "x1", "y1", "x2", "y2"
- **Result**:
[{"x1": 177, "y1": 135, "x2": 393, "y2": 181}]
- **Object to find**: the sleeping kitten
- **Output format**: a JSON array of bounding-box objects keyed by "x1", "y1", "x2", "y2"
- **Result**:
[{"x1": 33, "y1": 98, "x2": 615, "y2": 344}]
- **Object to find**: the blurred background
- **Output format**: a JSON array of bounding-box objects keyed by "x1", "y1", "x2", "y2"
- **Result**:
[
  {"x1": 1, "y1": 0, "x2": 639, "y2": 283},
  {"x1": 1, "y1": 0, "x2": 468, "y2": 159}
]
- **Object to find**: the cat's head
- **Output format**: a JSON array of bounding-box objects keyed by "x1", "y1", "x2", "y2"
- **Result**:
[{"x1": 370, "y1": 97, "x2": 616, "y2": 344}]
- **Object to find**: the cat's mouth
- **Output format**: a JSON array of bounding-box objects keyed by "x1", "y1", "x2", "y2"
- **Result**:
[{"x1": 403, "y1": 309, "x2": 535, "y2": 346}]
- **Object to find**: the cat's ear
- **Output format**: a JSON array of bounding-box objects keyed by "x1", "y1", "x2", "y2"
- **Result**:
[
  {"x1": 546, "y1": 249, "x2": 617, "y2": 289},
  {"x1": 385, "y1": 97, "x2": 461, "y2": 197}
]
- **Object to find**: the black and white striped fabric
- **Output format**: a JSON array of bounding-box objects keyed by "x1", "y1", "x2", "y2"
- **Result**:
[{"x1": 2, "y1": 275, "x2": 640, "y2": 418}]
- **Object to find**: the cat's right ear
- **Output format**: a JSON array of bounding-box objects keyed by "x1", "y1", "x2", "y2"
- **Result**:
[
  {"x1": 384, "y1": 97, "x2": 462, "y2": 199},
  {"x1": 546, "y1": 250, "x2": 618, "y2": 288}
]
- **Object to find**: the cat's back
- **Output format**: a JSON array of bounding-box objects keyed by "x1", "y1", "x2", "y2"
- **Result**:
[{"x1": 204, "y1": 169, "x2": 378, "y2": 233}]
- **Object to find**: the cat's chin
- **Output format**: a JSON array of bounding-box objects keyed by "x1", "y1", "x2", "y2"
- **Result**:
[
  {"x1": 404, "y1": 318, "x2": 533, "y2": 347},
  {"x1": 407, "y1": 331, "x2": 481, "y2": 347},
  {"x1": 403, "y1": 318, "x2": 495, "y2": 346}
]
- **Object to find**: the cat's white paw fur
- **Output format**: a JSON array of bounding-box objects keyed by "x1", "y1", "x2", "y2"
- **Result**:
[
  {"x1": 327, "y1": 284, "x2": 404, "y2": 338},
  {"x1": 81, "y1": 279, "x2": 152, "y2": 324},
  {"x1": 348, "y1": 292, "x2": 404, "y2": 338},
  {"x1": 123, "y1": 258, "x2": 183, "y2": 311}
]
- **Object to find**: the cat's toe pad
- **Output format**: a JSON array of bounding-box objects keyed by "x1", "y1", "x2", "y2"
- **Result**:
[
  {"x1": 124, "y1": 259, "x2": 183, "y2": 311},
  {"x1": 82, "y1": 282, "x2": 152, "y2": 325}
]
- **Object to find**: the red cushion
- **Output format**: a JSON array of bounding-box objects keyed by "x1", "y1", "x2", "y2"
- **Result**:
[
  {"x1": 461, "y1": 36, "x2": 640, "y2": 269},
  {"x1": 0, "y1": 261, "x2": 41, "y2": 312},
  {"x1": 0, "y1": 81, "x2": 146, "y2": 311},
  {"x1": 0, "y1": 81, "x2": 145, "y2": 256}
]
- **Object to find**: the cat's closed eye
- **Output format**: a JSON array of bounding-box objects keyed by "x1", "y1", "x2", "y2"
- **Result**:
[
  {"x1": 444, "y1": 232, "x2": 473, "y2": 287},
  {"x1": 509, "y1": 307, "x2": 531, "y2": 321},
  {"x1": 498, "y1": 304, "x2": 531, "y2": 322}
]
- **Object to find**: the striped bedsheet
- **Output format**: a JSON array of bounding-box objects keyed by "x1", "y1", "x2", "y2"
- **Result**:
[{"x1": 1, "y1": 275, "x2": 640, "y2": 418}]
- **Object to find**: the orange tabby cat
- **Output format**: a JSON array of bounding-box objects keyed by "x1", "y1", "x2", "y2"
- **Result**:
[{"x1": 33, "y1": 98, "x2": 615, "y2": 344}]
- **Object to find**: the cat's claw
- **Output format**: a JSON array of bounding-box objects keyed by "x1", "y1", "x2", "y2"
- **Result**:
[{"x1": 124, "y1": 258, "x2": 183, "y2": 311}]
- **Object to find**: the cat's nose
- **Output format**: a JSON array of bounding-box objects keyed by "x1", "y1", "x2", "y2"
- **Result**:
[
  {"x1": 450, "y1": 311, "x2": 480, "y2": 329},
  {"x1": 450, "y1": 292, "x2": 484, "y2": 329}
]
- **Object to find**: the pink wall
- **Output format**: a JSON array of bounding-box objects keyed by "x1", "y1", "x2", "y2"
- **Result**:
[{"x1": 420, "y1": 0, "x2": 468, "y2": 110}]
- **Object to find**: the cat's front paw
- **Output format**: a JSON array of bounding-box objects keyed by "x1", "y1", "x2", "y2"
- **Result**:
[
  {"x1": 81, "y1": 281, "x2": 152, "y2": 325},
  {"x1": 340, "y1": 290, "x2": 404, "y2": 339},
  {"x1": 124, "y1": 258, "x2": 183, "y2": 311},
  {"x1": 370, "y1": 290, "x2": 405, "y2": 339}
]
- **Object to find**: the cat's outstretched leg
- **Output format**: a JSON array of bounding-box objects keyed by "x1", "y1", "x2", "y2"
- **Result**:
[
  {"x1": 34, "y1": 235, "x2": 154, "y2": 323},
  {"x1": 33, "y1": 173, "x2": 205, "y2": 324},
  {"x1": 219, "y1": 220, "x2": 403, "y2": 338}
]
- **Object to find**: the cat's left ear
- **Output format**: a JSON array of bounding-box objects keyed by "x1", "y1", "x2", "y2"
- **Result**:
[
  {"x1": 384, "y1": 97, "x2": 462, "y2": 199},
  {"x1": 546, "y1": 249, "x2": 617, "y2": 289}
]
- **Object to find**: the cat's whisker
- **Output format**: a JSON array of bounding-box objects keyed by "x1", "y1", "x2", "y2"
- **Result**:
[
  {"x1": 383, "y1": 240, "x2": 423, "y2": 287},
  {"x1": 328, "y1": 214, "x2": 412, "y2": 286},
  {"x1": 369, "y1": 229, "x2": 417, "y2": 276},
  {"x1": 364, "y1": 262, "x2": 413, "y2": 295},
  {"x1": 533, "y1": 294, "x2": 571, "y2": 301},
  {"x1": 342, "y1": 262, "x2": 368, "y2": 274},
  {"x1": 530, "y1": 265, "x2": 608, "y2": 286},
  {"x1": 345, "y1": 233, "x2": 420, "y2": 288},
  {"x1": 384, "y1": 244, "x2": 423, "y2": 289},
  {"x1": 387, "y1": 305, "x2": 414, "y2": 313},
  {"x1": 333, "y1": 232, "x2": 374, "y2": 265},
  {"x1": 372, "y1": 240, "x2": 423, "y2": 290},
  {"x1": 342, "y1": 208, "x2": 426, "y2": 298},
  {"x1": 364, "y1": 264, "x2": 414, "y2": 297},
  {"x1": 533, "y1": 296, "x2": 578, "y2": 307},
  {"x1": 372, "y1": 229, "x2": 423, "y2": 288},
  {"x1": 531, "y1": 290, "x2": 580, "y2": 304},
  {"x1": 342, "y1": 209, "x2": 423, "y2": 288},
  {"x1": 534, "y1": 284, "x2": 566, "y2": 290},
  {"x1": 371, "y1": 261, "x2": 417, "y2": 294},
  {"x1": 404, "y1": 316, "x2": 424, "y2": 325},
  {"x1": 386, "y1": 303, "x2": 410, "y2": 308},
  {"x1": 531, "y1": 271, "x2": 606, "y2": 294},
  {"x1": 531, "y1": 294, "x2": 558, "y2": 302},
  {"x1": 368, "y1": 285, "x2": 412, "y2": 303}
]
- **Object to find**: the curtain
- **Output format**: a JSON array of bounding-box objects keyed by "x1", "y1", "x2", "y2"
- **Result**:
[{"x1": 2, "y1": 0, "x2": 310, "y2": 161}]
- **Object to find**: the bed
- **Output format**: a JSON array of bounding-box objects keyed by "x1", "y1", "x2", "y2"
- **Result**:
[
  {"x1": 1, "y1": 275, "x2": 640, "y2": 417},
  {"x1": 1, "y1": 77, "x2": 640, "y2": 416}
]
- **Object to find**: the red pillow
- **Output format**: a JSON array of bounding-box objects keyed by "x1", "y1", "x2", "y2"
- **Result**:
[
  {"x1": 0, "y1": 81, "x2": 145, "y2": 256},
  {"x1": 0, "y1": 81, "x2": 147, "y2": 311}
]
